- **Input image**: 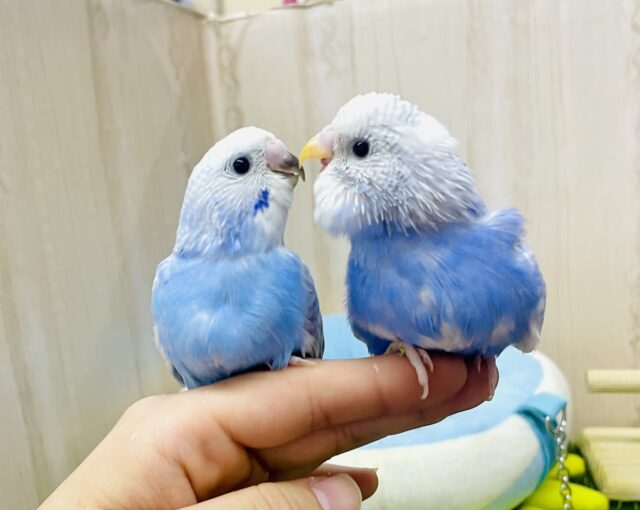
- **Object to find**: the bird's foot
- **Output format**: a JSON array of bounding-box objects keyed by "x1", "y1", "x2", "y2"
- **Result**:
[
  {"x1": 384, "y1": 340, "x2": 403, "y2": 355},
  {"x1": 473, "y1": 355, "x2": 499, "y2": 399},
  {"x1": 288, "y1": 355, "x2": 317, "y2": 367},
  {"x1": 418, "y1": 348, "x2": 435, "y2": 372},
  {"x1": 385, "y1": 340, "x2": 433, "y2": 400}
]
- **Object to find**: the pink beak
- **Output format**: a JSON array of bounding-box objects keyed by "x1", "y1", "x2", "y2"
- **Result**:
[{"x1": 266, "y1": 139, "x2": 305, "y2": 181}]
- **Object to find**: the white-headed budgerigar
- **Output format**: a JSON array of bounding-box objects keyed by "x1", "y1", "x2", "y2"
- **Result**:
[
  {"x1": 300, "y1": 93, "x2": 545, "y2": 398},
  {"x1": 152, "y1": 127, "x2": 323, "y2": 389}
]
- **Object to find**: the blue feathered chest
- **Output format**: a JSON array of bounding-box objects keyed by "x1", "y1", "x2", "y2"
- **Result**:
[
  {"x1": 346, "y1": 209, "x2": 546, "y2": 357},
  {"x1": 151, "y1": 248, "x2": 319, "y2": 388}
]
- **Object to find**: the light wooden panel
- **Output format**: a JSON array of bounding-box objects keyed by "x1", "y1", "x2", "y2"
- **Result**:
[
  {"x1": 2, "y1": 0, "x2": 640, "y2": 507},
  {"x1": 0, "y1": 0, "x2": 212, "y2": 505},
  {"x1": 204, "y1": 0, "x2": 640, "y2": 432}
]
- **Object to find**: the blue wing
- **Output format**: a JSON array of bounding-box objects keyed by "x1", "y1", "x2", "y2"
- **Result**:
[
  {"x1": 151, "y1": 248, "x2": 315, "y2": 388},
  {"x1": 347, "y1": 208, "x2": 546, "y2": 356},
  {"x1": 299, "y1": 263, "x2": 324, "y2": 359}
]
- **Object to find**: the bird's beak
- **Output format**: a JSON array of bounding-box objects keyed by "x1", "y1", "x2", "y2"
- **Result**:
[
  {"x1": 266, "y1": 139, "x2": 305, "y2": 181},
  {"x1": 299, "y1": 127, "x2": 334, "y2": 170}
]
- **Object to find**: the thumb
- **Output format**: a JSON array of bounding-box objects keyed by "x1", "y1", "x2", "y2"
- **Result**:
[{"x1": 185, "y1": 474, "x2": 362, "y2": 510}]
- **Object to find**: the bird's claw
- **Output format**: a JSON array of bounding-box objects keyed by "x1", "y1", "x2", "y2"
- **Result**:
[
  {"x1": 473, "y1": 355, "x2": 499, "y2": 399},
  {"x1": 386, "y1": 340, "x2": 433, "y2": 400},
  {"x1": 288, "y1": 355, "x2": 317, "y2": 367}
]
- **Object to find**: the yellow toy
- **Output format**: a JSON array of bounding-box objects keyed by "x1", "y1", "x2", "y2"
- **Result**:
[
  {"x1": 546, "y1": 453, "x2": 586, "y2": 480},
  {"x1": 520, "y1": 453, "x2": 609, "y2": 510}
]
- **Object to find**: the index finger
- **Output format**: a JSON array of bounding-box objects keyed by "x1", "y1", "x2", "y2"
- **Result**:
[{"x1": 190, "y1": 352, "x2": 469, "y2": 448}]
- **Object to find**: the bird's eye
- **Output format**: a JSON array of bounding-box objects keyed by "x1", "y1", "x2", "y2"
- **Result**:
[
  {"x1": 352, "y1": 140, "x2": 370, "y2": 158},
  {"x1": 232, "y1": 156, "x2": 251, "y2": 175}
]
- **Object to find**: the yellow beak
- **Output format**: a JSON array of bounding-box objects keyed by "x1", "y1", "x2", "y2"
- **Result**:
[{"x1": 299, "y1": 132, "x2": 334, "y2": 168}]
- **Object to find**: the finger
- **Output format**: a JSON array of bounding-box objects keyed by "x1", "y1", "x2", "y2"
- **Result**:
[
  {"x1": 311, "y1": 464, "x2": 378, "y2": 500},
  {"x1": 182, "y1": 474, "x2": 362, "y2": 510},
  {"x1": 155, "y1": 354, "x2": 468, "y2": 502},
  {"x1": 452, "y1": 357, "x2": 498, "y2": 410},
  {"x1": 231, "y1": 462, "x2": 378, "y2": 501},
  {"x1": 192, "y1": 353, "x2": 469, "y2": 448},
  {"x1": 262, "y1": 358, "x2": 493, "y2": 473}
]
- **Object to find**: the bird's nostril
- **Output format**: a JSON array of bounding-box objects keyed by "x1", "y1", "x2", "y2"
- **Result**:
[{"x1": 266, "y1": 139, "x2": 295, "y2": 170}]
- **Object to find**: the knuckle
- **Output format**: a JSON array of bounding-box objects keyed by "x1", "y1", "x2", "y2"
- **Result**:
[
  {"x1": 332, "y1": 424, "x2": 361, "y2": 456},
  {"x1": 305, "y1": 379, "x2": 332, "y2": 431},
  {"x1": 121, "y1": 395, "x2": 193, "y2": 448},
  {"x1": 123, "y1": 395, "x2": 171, "y2": 419}
]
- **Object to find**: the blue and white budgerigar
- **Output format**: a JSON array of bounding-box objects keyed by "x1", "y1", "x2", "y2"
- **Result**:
[
  {"x1": 300, "y1": 93, "x2": 545, "y2": 398},
  {"x1": 152, "y1": 127, "x2": 324, "y2": 389}
]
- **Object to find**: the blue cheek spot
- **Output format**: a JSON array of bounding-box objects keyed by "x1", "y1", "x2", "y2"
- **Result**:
[{"x1": 253, "y1": 189, "x2": 270, "y2": 216}]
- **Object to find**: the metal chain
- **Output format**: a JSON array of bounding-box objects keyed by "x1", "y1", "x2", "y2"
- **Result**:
[{"x1": 545, "y1": 408, "x2": 573, "y2": 510}]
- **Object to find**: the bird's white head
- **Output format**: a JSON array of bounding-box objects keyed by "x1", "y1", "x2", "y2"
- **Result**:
[
  {"x1": 300, "y1": 93, "x2": 483, "y2": 238},
  {"x1": 175, "y1": 127, "x2": 304, "y2": 257}
]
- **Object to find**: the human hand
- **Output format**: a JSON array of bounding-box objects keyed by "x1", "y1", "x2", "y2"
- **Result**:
[{"x1": 40, "y1": 353, "x2": 495, "y2": 510}]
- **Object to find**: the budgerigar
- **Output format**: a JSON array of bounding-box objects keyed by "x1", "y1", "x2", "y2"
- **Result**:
[
  {"x1": 152, "y1": 127, "x2": 323, "y2": 389},
  {"x1": 300, "y1": 93, "x2": 545, "y2": 398}
]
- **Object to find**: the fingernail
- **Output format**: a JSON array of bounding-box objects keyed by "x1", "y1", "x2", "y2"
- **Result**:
[
  {"x1": 487, "y1": 378, "x2": 495, "y2": 401},
  {"x1": 311, "y1": 474, "x2": 362, "y2": 510},
  {"x1": 487, "y1": 374, "x2": 498, "y2": 401}
]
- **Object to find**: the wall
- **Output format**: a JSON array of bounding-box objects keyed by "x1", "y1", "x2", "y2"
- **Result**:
[
  {"x1": 1, "y1": 0, "x2": 639, "y2": 506},
  {"x1": 0, "y1": 1, "x2": 212, "y2": 506},
  {"x1": 205, "y1": 0, "x2": 640, "y2": 433}
]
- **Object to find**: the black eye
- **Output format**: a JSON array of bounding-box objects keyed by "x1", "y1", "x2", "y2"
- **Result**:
[
  {"x1": 352, "y1": 140, "x2": 370, "y2": 158},
  {"x1": 232, "y1": 157, "x2": 251, "y2": 174}
]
